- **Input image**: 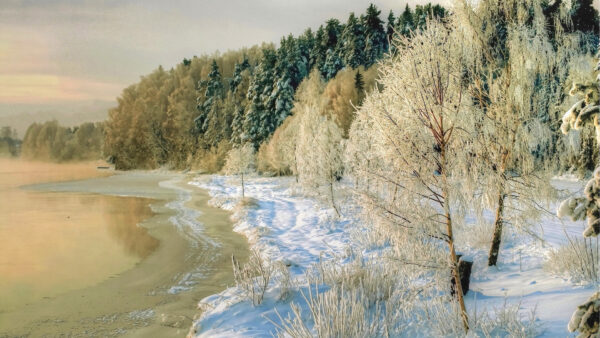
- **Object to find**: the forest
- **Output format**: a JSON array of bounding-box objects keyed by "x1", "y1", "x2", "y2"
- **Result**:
[{"x1": 103, "y1": 3, "x2": 447, "y2": 170}]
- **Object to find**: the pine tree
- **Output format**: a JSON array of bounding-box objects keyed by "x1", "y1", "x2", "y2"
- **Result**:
[
  {"x1": 396, "y1": 4, "x2": 414, "y2": 36},
  {"x1": 571, "y1": 0, "x2": 599, "y2": 34},
  {"x1": 312, "y1": 25, "x2": 328, "y2": 75},
  {"x1": 230, "y1": 59, "x2": 252, "y2": 145},
  {"x1": 195, "y1": 60, "x2": 224, "y2": 134},
  {"x1": 230, "y1": 57, "x2": 250, "y2": 93},
  {"x1": 297, "y1": 28, "x2": 315, "y2": 75},
  {"x1": 243, "y1": 48, "x2": 277, "y2": 147},
  {"x1": 386, "y1": 10, "x2": 396, "y2": 53},
  {"x1": 272, "y1": 76, "x2": 295, "y2": 130},
  {"x1": 363, "y1": 4, "x2": 386, "y2": 66},
  {"x1": 354, "y1": 70, "x2": 364, "y2": 92},
  {"x1": 341, "y1": 12, "x2": 367, "y2": 69},
  {"x1": 277, "y1": 35, "x2": 306, "y2": 89},
  {"x1": 319, "y1": 19, "x2": 344, "y2": 79},
  {"x1": 322, "y1": 48, "x2": 344, "y2": 80}
]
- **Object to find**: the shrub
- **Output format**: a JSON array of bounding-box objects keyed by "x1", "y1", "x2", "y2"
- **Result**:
[{"x1": 232, "y1": 248, "x2": 273, "y2": 306}]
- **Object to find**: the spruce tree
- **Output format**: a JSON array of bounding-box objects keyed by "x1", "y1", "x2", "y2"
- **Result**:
[
  {"x1": 243, "y1": 48, "x2": 277, "y2": 147},
  {"x1": 396, "y1": 4, "x2": 414, "y2": 36},
  {"x1": 230, "y1": 56, "x2": 250, "y2": 93},
  {"x1": 297, "y1": 28, "x2": 316, "y2": 75},
  {"x1": 354, "y1": 70, "x2": 364, "y2": 92},
  {"x1": 313, "y1": 25, "x2": 328, "y2": 75},
  {"x1": 195, "y1": 60, "x2": 224, "y2": 133},
  {"x1": 363, "y1": 4, "x2": 386, "y2": 67},
  {"x1": 386, "y1": 10, "x2": 396, "y2": 53},
  {"x1": 272, "y1": 77, "x2": 295, "y2": 129},
  {"x1": 571, "y1": 0, "x2": 599, "y2": 34},
  {"x1": 341, "y1": 12, "x2": 367, "y2": 69},
  {"x1": 319, "y1": 19, "x2": 344, "y2": 79}
]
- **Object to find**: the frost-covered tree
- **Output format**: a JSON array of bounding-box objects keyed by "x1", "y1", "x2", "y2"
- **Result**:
[
  {"x1": 296, "y1": 103, "x2": 344, "y2": 216},
  {"x1": 347, "y1": 20, "x2": 476, "y2": 330},
  {"x1": 294, "y1": 71, "x2": 343, "y2": 216},
  {"x1": 454, "y1": 0, "x2": 579, "y2": 266},
  {"x1": 224, "y1": 143, "x2": 256, "y2": 198}
]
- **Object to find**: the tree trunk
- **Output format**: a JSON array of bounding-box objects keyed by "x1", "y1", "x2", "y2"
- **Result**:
[
  {"x1": 446, "y1": 214, "x2": 470, "y2": 331},
  {"x1": 330, "y1": 179, "x2": 340, "y2": 217},
  {"x1": 241, "y1": 172, "x2": 245, "y2": 198},
  {"x1": 488, "y1": 192, "x2": 506, "y2": 266},
  {"x1": 441, "y1": 146, "x2": 469, "y2": 332}
]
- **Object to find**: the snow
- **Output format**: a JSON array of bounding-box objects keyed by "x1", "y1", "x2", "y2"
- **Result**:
[{"x1": 188, "y1": 175, "x2": 598, "y2": 337}]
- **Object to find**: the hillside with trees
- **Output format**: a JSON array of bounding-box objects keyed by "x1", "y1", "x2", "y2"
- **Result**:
[{"x1": 103, "y1": 3, "x2": 446, "y2": 171}]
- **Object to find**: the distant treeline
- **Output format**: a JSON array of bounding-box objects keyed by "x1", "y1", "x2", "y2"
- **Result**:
[
  {"x1": 104, "y1": 3, "x2": 447, "y2": 170},
  {"x1": 0, "y1": 126, "x2": 20, "y2": 157},
  {"x1": 21, "y1": 121, "x2": 104, "y2": 162}
]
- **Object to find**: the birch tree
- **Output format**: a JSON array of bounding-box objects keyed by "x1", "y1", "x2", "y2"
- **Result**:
[
  {"x1": 296, "y1": 98, "x2": 344, "y2": 216},
  {"x1": 348, "y1": 20, "x2": 476, "y2": 331},
  {"x1": 223, "y1": 143, "x2": 255, "y2": 198}
]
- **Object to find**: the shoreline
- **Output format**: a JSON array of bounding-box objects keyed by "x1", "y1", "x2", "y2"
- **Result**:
[{"x1": 0, "y1": 170, "x2": 249, "y2": 337}]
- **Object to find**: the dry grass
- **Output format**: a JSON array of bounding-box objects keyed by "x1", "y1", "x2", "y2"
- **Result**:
[
  {"x1": 545, "y1": 234, "x2": 599, "y2": 284},
  {"x1": 232, "y1": 248, "x2": 274, "y2": 306}
]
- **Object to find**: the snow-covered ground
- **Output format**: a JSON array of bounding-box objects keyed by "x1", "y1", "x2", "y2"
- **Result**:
[{"x1": 188, "y1": 175, "x2": 598, "y2": 337}]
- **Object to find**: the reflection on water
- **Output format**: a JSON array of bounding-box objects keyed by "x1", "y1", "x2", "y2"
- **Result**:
[
  {"x1": 0, "y1": 159, "x2": 158, "y2": 311},
  {"x1": 104, "y1": 198, "x2": 159, "y2": 258}
]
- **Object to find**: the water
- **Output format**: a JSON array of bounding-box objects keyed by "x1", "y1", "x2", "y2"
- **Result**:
[
  {"x1": 0, "y1": 159, "x2": 158, "y2": 312},
  {"x1": 0, "y1": 159, "x2": 249, "y2": 337}
]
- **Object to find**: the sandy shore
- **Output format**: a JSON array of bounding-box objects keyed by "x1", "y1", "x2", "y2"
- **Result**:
[{"x1": 0, "y1": 171, "x2": 248, "y2": 337}]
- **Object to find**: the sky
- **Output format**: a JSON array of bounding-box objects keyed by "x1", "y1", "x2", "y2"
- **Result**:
[
  {"x1": 0, "y1": 0, "x2": 441, "y2": 118},
  {"x1": 1, "y1": 0, "x2": 598, "y2": 122}
]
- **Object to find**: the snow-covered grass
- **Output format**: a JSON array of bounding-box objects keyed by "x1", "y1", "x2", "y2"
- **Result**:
[{"x1": 188, "y1": 175, "x2": 598, "y2": 337}]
